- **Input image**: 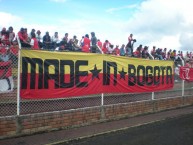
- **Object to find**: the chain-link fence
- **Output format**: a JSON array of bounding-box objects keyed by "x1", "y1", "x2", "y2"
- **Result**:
[
  {"x1": 0, "y1": 47, "x2": 192, "y2": 117},
  {"x1": 0, "y1": 45, "x2": 18, "y2": 116}
]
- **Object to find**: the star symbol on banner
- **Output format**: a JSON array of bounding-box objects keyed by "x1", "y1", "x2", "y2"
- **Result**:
[
  {"x1": 89, "y1": 64, "x2": 102, "y2": 80},
  {"x1": 118, "y1": 67, "x2": 127, "y2": 80}
]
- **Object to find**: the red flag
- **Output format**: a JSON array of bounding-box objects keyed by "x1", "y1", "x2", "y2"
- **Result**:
[
  {"x1": 0, "y1": 61, "x2": 14, "y2": 93},
  {"x1": 179, "y1": 66, "x2": 193, "y2": 82}
]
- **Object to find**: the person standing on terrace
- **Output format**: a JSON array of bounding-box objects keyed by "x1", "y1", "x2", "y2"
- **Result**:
[
  {"x1": 90, "y1": 32, "x2": 97, "y2": 53},
  {"x1": 126, "y1": 33, "x2": 136, "y2": 56}
]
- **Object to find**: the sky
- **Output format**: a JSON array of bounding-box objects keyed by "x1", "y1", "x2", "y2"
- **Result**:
[{"x1": 0, "y1": 0, "x2": 193, "y2": 52}]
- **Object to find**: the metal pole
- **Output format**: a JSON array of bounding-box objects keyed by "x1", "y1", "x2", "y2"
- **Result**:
[
  {"x1": 17, "y1": 35, "x2": 21, "y2": 115},
  {"x1": 101, "y1": 93, "x2": 104, "y2": 106},
  {"x1": 182, "y1": 80, "x2": 185, "y2": 97},
  {"x1": 152, "y1": 92, "x2": 155, "y2": 100},
  {"x1": 182, "y1": 58, "x2": 185, "y2": 97}
]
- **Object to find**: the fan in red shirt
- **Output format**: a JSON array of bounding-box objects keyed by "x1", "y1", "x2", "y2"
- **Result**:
[
  {"x1": 102, "y1": 40, "x2": 110, "y2": 54},
  {"x1": 23, "y1": 28, "x2": 29, "y2": 42},
  {"x1": 82, "y1": 34, "x2": 90, "y2": 53},
  {"x1": 30, "y1": 33, "x2": 39, "y2": 50},
  {"x1": 1, "y1": 31, "x2": 9, "y2": 45},
  {"x1": 113, "y1": 45, "x2": 120, "y2": 56},
  {"x1": 97, "y1": 39, "x2": 102, "y2": 49},
  {"x1": 17, "y1": 28, "x2": 31, "y2": 48},
  {"x1": 162, "y1": 48, "x2": 167, "y2": 60},
  {"x1": 133, "y1": 45, "x2": 142, "y2": 58}
]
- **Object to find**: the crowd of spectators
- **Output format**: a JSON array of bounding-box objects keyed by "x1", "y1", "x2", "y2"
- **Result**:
[{"x1": 1, "y1": 26, "x2": 193, "y2": 67}]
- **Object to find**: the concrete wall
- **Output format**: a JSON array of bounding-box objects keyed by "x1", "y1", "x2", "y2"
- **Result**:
[{"x1": 1, "y1": 96, "x2": 193, "y2": 139}]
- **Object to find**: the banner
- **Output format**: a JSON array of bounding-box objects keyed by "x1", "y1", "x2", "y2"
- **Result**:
[
  {"x1": 179, "y1": 66, "x2": 193, "y2": 82},
  {"x1": 20, "y1": 50, "x2": 174, "y2": 99},
  {"x1": 0, "y1": 61, "x2": 14, "y2": 93}
]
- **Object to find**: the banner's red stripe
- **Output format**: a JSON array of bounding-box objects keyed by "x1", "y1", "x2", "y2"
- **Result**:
[{"x1": 20, "y1": 73, "x2": 173, "y2": 99}]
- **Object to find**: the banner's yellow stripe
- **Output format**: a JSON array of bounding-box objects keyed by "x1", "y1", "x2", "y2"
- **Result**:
[{"x1": 21, "y1": 50, "x2": 174, "y2": 75}]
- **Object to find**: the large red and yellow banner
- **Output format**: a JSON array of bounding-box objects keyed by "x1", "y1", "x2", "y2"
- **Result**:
[{"x1": 20, "y1": 50, "x2": 174, "y2": 99}]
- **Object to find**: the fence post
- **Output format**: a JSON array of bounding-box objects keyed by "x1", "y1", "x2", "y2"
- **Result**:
[
  {"x1": 181, "y1": 59, "x2": 185, "y2": 97},
  {"x1": 101, "y1": 93, "x2": 104, "y2": 106},
  {"x1": 152, "y1": 92, "x2": 155, "y2": 100},
  {"x1": 17, "y1": 35, "x2": 21, "y2": 116},
  {"x1": 182, "y1": 80, "x2": 185, "y2": 97}
]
